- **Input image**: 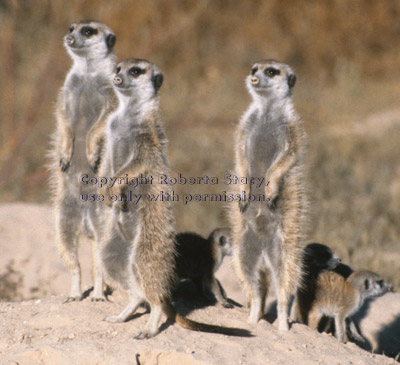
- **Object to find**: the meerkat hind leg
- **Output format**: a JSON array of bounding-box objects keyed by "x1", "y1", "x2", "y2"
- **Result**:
[
  {"x1": 334, "y1": 314, "x2": 347, "y2": 343},
  {"x1": 247, "y1": 270, "x2": 268, "y2": 324},
  {"x1": 203, "y1": 275, "x2": 233, "y2": 308},
  {"x1": 91, "y1": 240, "x2": 106, "y2": 302},
  {"x1": 134, "y1": 303, "x2": 163, "y2": 340},
  {"x1": 240, "y1": 228, "x2": 267, "y2": 324},
  {"x1": 276, "y1": 287, "x2": 291, "y2": 331},
  {"x1": 89, "y1": 209, "x2": 107, "y2": 302},
  {"x1": 56, "y1": 202, "x2": 83, "y2": 302}
]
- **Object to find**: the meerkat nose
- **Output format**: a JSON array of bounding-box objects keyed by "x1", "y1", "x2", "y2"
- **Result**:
[
  {"x1": 114, "y1": 76, "x2": 122, "y2": 85},
  {"x1": 66, "y1": 35, "x2": 75, "y2": 45},
  {"x1": 251, "y1": 76, "x2": 259, "y2": 85}
]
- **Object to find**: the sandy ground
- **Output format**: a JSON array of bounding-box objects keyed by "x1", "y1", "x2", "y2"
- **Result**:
[{"x1": 0, "y1": 203, "x2": 399, "y2": 364}]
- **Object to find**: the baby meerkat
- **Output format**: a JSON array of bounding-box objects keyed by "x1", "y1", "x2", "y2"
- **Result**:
[
  {"x1": 99, "y1": 59, "x2": 250, "y2": 339},
  {"x1": 230, "y1": 60, "x2": 308, "y2": 331},
  {"x1": 175, "y1": 227, "x2": 233, "y2": 308},
  {"x1": 308, "y1": 270, "x2": 390, "y2": 343},
  {"x1": 292, "y1": 243, "x2": 341, "y2": 324},
  {"x1": 50, "y1": 20, "x2": 117, "y2": 302}
]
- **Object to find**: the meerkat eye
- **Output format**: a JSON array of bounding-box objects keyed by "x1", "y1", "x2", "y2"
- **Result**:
[
  {"x1": 377, "y1": 279, "x2": 384, "y2": 287},
  {"x1": 251, "y1": 67, "x2": 258, "y2": 76},
  {"x1": 264, "y1": 67, "x2": 280, "y2": 78},
  {"x1": 69, "y1": 26, "x2": 74, "y2": 33},
  {"x1": 129, "y1": 67, "x2": 144, "y2": 77},
  {"x1": 81, "y1": 26, "x2": 98, "y2": 37},
  {"x1": 219, "y1": 236, "x2": 227, "y2": 246},
  {"x1": 115, "y1": 66, "x2": 121, "y2": 74}
]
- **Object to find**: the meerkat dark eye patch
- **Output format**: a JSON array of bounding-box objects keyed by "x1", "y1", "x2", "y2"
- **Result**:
[
  {"x1": 264, "y1": 67, "x2": 280, "y2": 78},
  {"x1": 219, "y1": 236, "x2": 227, "y2": 246},
  {"x1": 129, "y1": 67, "x2": 145, "y2": 77},
  {"x1": 251, "y1": 67, "x2": 258, "y2": 76},
  {"x1": 81, "y1": 26, "x2": 98, "y2": 37}
]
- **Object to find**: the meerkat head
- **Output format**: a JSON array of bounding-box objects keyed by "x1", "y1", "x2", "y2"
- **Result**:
[
  {"x1": 208, "y1": 228, "x2": 233, "y2": 258},
  {"x1": 303, "y1": 243, "x2": 341, "y2": 270},
  {"x1": 348, "y1": 270, "x2": 391, "y2": 300},
  {"x1": 64, "y1": 20, "x2": 116, "y2": 59},
  {"x1": 113, "y1": 59, "x2": 164, "y2": 101},
  {"x1": 246, "y1": 59, "x2": 296, "y2": 101}
]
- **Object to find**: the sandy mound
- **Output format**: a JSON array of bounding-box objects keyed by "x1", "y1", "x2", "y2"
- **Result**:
[{"x1": 0, "y1": 203, "x2": 398, "y2": 364}]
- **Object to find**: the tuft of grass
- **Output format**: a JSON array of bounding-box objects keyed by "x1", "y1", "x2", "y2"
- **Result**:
[{"x1": 0, "y1": 261, "x2": 24, "y2": 302}]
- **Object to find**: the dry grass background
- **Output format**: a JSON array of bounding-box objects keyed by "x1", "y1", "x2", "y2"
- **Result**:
[{"x1": 0, "y1": 0, "x2": 399, "y2": 291}]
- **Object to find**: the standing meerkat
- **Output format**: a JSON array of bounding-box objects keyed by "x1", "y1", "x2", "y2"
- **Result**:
[
  {"x1": 49, "y1": 20, "x2": 117, "y2": 302},
  {"x1": 230, "y1": 60, "x2": 308, "y2": 331},
  {"x1": 175, "y1": 227, "x2": 233, "y2": 308},
  {"x1": 99, "y1": 59, "x2": 250, "y2": 339},
  {"x1": 307, "y1": 270, "x2": 390, "y2": 343}
]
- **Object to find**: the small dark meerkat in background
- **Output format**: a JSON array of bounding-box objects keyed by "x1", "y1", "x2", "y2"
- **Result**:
[
  {"x1": 175, "y1": 227, "x2": 233, "y2": 308},
  {"x1": 49, "y1": 20, "x2": 117, "y2": 302},
  {"x1": 230, "y1": 59, "x2": 308, "y2": 331},
  {"x1": 291, "y1": 242, "x2": 341, "y2": 324},
  {"x1": 98, "y1": 59, "x2": 250, "y2": 339},
  {"x1": 307, "y1": 270, "x2": 390, "y2": 343}
]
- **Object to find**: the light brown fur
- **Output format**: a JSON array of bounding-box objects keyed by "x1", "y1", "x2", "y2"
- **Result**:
[{"x1": 307, "y1": 270, "x2": 390, "y2": 342}]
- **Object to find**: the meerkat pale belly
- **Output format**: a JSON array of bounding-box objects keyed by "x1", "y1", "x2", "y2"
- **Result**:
[{"x1": 230, "y1": 59, "x2": 307, "y2": 332}]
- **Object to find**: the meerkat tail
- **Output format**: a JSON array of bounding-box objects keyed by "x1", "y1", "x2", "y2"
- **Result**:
[{"x1": 162, "y1": 301, "x2": 252, "y2": 337}]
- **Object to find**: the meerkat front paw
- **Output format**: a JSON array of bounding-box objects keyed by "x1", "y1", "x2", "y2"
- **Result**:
[
  {"x1": 265, "y1": 180, "x2": 279, "y2": 209},
  {"x1": 88, "y1": 155, "x2": 101, "y2": 173},
  {"x1": 239, "y1": 200, "x2": 250, "y2": 213},
  {"x1": 59, "y1": 155, "x2": 71, "y2": 172}
]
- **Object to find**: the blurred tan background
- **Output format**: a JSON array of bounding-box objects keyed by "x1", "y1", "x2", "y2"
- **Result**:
[{"x1": 0, "y1": 0, "x2": 399, "y2": 289}]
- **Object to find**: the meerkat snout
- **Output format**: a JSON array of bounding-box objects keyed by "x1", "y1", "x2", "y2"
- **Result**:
[
  {"x1": 251, "y1": 76, "x2": 259, "y2": 85},
  {"x1": 113, "y1": 76, "x2": 122, "y2": 85},
  {"x1": 66, "y1": 35, "x2": 75, "y2": 45}
]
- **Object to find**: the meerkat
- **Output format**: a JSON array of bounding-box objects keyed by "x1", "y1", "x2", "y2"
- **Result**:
[
  {"x1": 99, "y1": 59, "x2": 250, "y2": 339},
  {"x1": 292, "y1": 244, "x2": 367, "y2": 343},
  {"x1": 292, "y1": 243, "x2": 341, "y2": 324},
  {"x1": 307, "y1": 270, "x2": 390, "y2": 343},
  {"x1": 49, "y1": 20, "x2": 117, "y2": 302},
  {"x1": 175, "y1": 227, "x2": 233, "y2": 308},
  {"x1": 230, "y1": 59, "x2": 308, "y2": 331}
]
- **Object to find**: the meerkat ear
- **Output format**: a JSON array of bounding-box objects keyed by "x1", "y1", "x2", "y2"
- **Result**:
[
  {"x1": 287, "y1": 73, "x2": 296, "y2": 88},
  {"x1": 219, "y1": 236, "x2": 227, "y2": 246},
  {"x1": 106, "y1": 33, "x2": 116, "y2": 49},
  {"x1": 152, "y1": 73, "x2": 164, "y2": 92}
]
